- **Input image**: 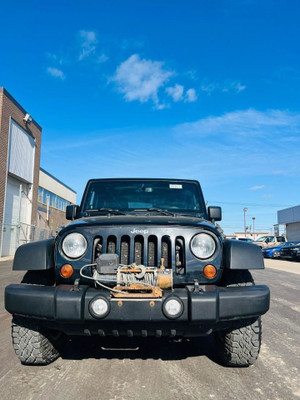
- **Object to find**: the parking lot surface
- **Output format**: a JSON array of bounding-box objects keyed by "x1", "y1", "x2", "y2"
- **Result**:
[{"x1": 0, "y1": 259, "x2": 299, "y2": 400}]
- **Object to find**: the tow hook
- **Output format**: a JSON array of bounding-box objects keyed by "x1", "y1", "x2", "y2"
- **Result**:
[{"x1": 73, "y1": 278, "x2": 80, "y2": 291}]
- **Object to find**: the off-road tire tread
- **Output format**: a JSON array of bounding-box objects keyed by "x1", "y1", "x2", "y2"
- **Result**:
[
  {"x1": 217, "y1": 317, "x2": 262, "y2": 367},
  {"x1": 216, "y1": 269, "x2": 262, "y2": 367},
  {"x1": 12, "y1": 317, "x2": 60, "y2": 365}
]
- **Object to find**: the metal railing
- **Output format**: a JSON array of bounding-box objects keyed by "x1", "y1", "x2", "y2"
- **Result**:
[{"x1": 0, "y1": 222, "x2": 55, "y2": 257}]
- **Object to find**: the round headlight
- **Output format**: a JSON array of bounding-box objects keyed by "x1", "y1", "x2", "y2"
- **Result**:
[
  {"x1": 191, "y1": 233, "x2": 216, "y2": 259},
  {"x1": 62, "y1": 232, "x2": 87, "y2": 259}
]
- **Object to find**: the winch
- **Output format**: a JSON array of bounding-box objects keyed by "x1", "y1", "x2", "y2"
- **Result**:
[{"x1": 80, "y1": 253, "x2": 173, "y2": 298}]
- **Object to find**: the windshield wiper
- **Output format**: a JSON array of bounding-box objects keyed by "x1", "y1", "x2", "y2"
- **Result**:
[
  {"x1": 85, "y1": 208, "x2": 126, "y2": 215},
  {"x1": 132, "y1": 208, "x2": 175, "y2": 216},
  {"x1": 173, "y1": 212, "x2": 203, "y2": 218}
]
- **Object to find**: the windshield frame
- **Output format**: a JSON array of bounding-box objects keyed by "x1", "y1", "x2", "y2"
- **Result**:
[{"x1": 79, "y1": 178, "x2": 208, "y2": 218}]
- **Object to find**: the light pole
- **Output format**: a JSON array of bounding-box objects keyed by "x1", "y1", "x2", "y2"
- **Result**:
[
  {"x1": 243, "y1": 207, "x2": 248, "y2": 237},
  {"x1": 252, "y1": 217, "x2": 256, "y2": 239}
]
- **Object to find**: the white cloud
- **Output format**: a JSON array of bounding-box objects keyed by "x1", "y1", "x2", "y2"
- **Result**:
[
  {"x1": 166, "y1": 84, "x2": 184, "y2": 102},
  {"x1": 200, "y1": 82, "x2": 217, "y2": 94},
  {"x1": 185, "y1": 88, "x2": 197, "y2": 102},
  {"x1": 46, "y1": 67, "x2": 65, "y2": 80},
  {"x1": 46, "y1": 53, "x2": 66, "y2": 65},
  {"x1": 173, "y1": 109, "x2": 300, "y2": 179},
  {"x1": 185, "y1": 70, "x2": 198, "y2": 80},
  {"x1": 175, "y1": 109, "x2": 300, "y2": 137},
  {"x1": 233, "y1": 82, "x2": 246, "y2": 92},
  {"x1": 222, "y1": 80, "x2": 246, "y2": 93},
  {"x1": 250, "y1": 185, "x2": 265, "y2": 191},
  {"x1": 78, "y1": 30, "x2": 97, "y2": 60},
  {"x1": 201, "y1": 79, "x2": 246, "y2": 94},
  {"x1": 166, "y1": 85, "x2": 197, "y2": 103},
  {"x1": 97, "y1": 53, "x2": 109, "y2": 63},
  {"x1": 112, "y1": 54, "x2": 173, "y2": 108}
]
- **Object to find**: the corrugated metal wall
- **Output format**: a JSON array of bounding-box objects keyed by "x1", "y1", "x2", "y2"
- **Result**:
[
  {"x1": 286, "y1": 222, "x2": 300, "y2": 241},
  {"x1": 8, "y1": 119, "x2": 35, "y2": 183}
]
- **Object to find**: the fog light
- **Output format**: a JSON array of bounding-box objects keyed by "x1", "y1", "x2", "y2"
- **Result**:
[
  {"x1": 89, "y1": 297, "x2": 110, "y2": 318},
  {"x1": 163, "y1": 297, "x2": 183, "y2": 319}
]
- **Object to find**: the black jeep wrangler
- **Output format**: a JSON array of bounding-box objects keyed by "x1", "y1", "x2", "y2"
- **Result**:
[{"x1": 5, "y1": 179, "x2": 270, "y2": 366}]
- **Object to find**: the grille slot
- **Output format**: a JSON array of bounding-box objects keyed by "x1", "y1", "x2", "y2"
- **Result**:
[
  {"x1": 148, "y1": 236, "x2": 157, "y2": 267},
  {"x1": 175, "y1": 237, "x2": 185, "y2": 275},
  {"x1": 134, "y1": 236, "x2": 144, "y2": 264},
  {"x1": 120, "y1": 236, "x2": 130, "y2": 265},
  {"x1": 161, "y1": 236, "x2": 171, "y2": 268},
  {"x1": 107, "y1": 236, "x2": 116, "y2": 254}
]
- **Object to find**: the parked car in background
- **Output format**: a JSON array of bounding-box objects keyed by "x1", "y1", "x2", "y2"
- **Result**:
[
  {"x1": 279, "y1": 242, "x2": 300, "y2": 261},
  {"x1": 238, "y1": 238, "x2": 254, "y2": 243},
  {"x1": 253, "y1": 235, "x2": 286, "y2": 248},
  {"x1": 262, "y1": 242, "x2": 300, "y2": 258}
]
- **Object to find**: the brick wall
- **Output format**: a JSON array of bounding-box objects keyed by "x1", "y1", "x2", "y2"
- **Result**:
[
  {"x1": 37, "y1": 202, "x2": 70, "y2": 232},
  {"x1": 0, "y1": 88, "x2": 42, "y2": 226}
]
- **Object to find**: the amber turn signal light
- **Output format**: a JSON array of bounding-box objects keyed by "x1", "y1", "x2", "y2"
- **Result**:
[
  {"x1": 60, "y1": 264, "x2": 74, "y2": 278},
  {"x1": 203, "y1": 264, "x2": 217, "y2": 279}
]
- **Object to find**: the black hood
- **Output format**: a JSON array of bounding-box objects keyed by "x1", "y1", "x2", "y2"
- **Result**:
[{"x1": 61, "y1": 214, "x2": 216, "y2": 232}]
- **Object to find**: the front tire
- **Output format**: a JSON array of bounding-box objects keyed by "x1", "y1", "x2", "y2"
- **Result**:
[
  {"x1": 12, "y1": 316, "x2": 64, "y2": 365},
  {"x1": 216, "y1": 317, "x2": 262, "y2": 367},
  {"x1": 215, "y1": 269, "x2": 262, "y2": 367}
]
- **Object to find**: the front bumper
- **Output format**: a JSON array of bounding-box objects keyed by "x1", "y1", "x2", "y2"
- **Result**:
[
  {"x1": 281, "y1": 252, "x2": 300, "y2": 260},
  {"x1": 5, "y1": 283, "x2": 270, "y2": 336}
]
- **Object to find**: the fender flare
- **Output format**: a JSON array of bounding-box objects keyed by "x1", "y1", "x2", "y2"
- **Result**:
[
  {"x1": 223, "y1": 239, "x2": 264, "y2": 270},
  {"x1": 13, "y1": 239, "x2": 55, "y2": 271}
]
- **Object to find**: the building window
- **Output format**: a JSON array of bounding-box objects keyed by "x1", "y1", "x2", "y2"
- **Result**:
[{"x1": 38, "y1": 187, "x2": 70, "y2": 211}]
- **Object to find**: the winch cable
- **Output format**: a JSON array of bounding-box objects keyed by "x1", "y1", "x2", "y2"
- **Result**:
[
  {"x1": 79, "y1": 264, "x2": 155, "y2": 294},
  {"x1": 79, "y1": 265, "x2": 127, "y2": 294}
]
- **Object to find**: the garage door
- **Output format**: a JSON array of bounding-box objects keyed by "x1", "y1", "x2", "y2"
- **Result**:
[{"x1": 1, "y1": 176, "x2": 31, "y2": 256}]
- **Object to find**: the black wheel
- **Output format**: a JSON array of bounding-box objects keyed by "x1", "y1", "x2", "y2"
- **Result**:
[
  {"x1": 215, "y1": 269, "x2": 262, "y2": 367},
  {"x1": 12, "y1": 316, "x2": 65, "y2": 365}
]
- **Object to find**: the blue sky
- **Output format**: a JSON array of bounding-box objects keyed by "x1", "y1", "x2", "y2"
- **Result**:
[{"x1": 1, "y1": 0, "x2": 300, "y2": 234}]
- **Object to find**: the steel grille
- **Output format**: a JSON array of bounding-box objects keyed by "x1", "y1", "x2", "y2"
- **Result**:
[{"x1": 94, "y1": 233, "x2": 185, "y2": 272}]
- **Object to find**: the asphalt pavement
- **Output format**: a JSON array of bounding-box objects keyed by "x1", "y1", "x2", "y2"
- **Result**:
[{"x1": 0, "y1": 258, "x2": 299, "y2": 400}]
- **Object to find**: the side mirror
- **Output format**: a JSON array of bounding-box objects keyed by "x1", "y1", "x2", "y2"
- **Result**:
[
  {"x1": 66, "y1": 205, "x2": 79, "y2": 220},
  {"x1": 208, "y1": 206, "x2": 222, "y2": 222}
]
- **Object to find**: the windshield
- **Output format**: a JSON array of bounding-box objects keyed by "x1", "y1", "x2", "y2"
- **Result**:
[{"x1": 81, "y1": 180, "x2": 206, "y2": 216}]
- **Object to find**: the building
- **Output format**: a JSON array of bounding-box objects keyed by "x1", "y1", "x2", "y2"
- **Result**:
[
  {"x1": 0, "y1": 88, "x2": 75, "y2": 257},
  {"x1": 278, "y1": 205, "x2": 300, "y2": 241},
  {"x1": 38, "y1": 168, "x2": 76, "y2": 232},
  {"x1": 0, "y1": 88, "x2": 42, "y2": 256}
]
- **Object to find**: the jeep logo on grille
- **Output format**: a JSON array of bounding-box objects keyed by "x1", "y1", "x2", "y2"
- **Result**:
[{"x1": 130, "y1": 228, "x2": 149, "y2": 235}]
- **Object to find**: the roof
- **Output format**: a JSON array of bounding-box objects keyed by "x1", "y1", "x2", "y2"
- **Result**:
[
  {"x1": 0, "y1": 87, "x2": 42, "y2": 131},
  {"x1": 40, "y1": 168, "x2": 76, "y2": 194}
]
